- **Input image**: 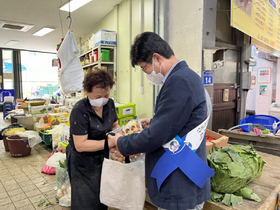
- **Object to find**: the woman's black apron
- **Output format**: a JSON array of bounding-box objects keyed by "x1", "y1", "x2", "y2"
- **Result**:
[{"x1": 66, "y1": 144, "x2": 107, "y2": 210}]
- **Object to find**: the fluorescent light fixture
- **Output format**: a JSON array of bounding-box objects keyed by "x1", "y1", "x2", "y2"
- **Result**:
[
  {"x1": 5, "y1": 40, "x2": 19, "y2": 46},
  {"x1": 32, "y1": 27, "x2": 54, "y2": 36},
  {"x1": 60, "y1": 0, "x2": 92, "y2": 12}
]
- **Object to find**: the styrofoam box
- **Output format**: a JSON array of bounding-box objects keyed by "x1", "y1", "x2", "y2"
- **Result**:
[
  {"x1": 4, "y1": 96, "x2": 14, "y2": 102},
  {"x1": 268, "y1": 103, "x2": 280, "y2": 119},
  {"x1": 94, "y1": 30, "x2": 116, "y2": 46}
]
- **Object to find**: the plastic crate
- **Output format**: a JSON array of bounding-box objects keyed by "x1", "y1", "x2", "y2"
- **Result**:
[
  {"x1": 239, "y1": 115, "x2": 280, "y2": 133},
  {"x1": 39, "y1": 130, "x2": 52, "y2": 146},
  {"x1": 101, "y1": 49, "x2": 110, "y2": 61}
]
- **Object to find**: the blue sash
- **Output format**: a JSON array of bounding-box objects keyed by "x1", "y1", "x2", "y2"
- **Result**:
[{"x1": 151, "y1": 115, "x2": 215, "y2": 190}]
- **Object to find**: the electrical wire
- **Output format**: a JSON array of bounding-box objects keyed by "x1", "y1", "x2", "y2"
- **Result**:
[{"x1": 59, "y1": 0, "x2": 64, "y2": 37}]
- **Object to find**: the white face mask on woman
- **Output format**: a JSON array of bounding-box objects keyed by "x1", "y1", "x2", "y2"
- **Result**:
[
  {"x1": 146, "y1": 58, "x2": 164, "y2": 85},
  {"x1": 89, "y1": 97, "x2": 109, "y2": 107}
]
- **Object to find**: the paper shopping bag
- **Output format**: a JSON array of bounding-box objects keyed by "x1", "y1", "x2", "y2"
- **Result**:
[{"x1": 100, "y1": 135, "x2": 145, "y2": 210}]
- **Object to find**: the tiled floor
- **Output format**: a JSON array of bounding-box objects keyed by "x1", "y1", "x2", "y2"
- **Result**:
[
  {"x1": 0, "y1": 117, "x2": 70, "y2": 210},
  {"x1": 0, "y1": 115, "x2": 153, "y2": 210}
]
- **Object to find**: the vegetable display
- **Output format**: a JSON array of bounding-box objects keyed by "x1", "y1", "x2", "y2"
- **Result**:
[{"x1": 207, "y1": 145, "x2": 266, "y2": 206}]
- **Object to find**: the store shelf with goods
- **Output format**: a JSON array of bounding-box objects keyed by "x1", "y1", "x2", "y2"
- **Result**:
[
  {"x1": 82, "y1": 61, "x2": 114, "y2": 69},
  {"x1": 79, "y1": 45, "x2": 116, "y2": 69},
  {"x1": 79, "y1": 44, "x2": 117, "y2": 101}
]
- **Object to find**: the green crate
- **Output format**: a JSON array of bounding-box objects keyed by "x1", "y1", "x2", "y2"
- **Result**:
[
  {"x1": 39, "y1": 130, "x2": 52, "y2": 146},
  {"x1": 115, "y1": 102, "x2": 136, "y2": 118},
  {"x1": 101, "y1": 49, "x2": 110, "y2": 61}
]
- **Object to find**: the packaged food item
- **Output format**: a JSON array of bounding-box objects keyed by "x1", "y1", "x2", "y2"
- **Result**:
[
  {"x1": 109, "y1": 119, "x2": 143, "y2": 163},
  {"x1": 48, "y1": 113, "x2": 70, "y2": 127}
]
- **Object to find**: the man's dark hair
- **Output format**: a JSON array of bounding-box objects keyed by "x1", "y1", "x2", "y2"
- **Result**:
[{"x1": 130, "y1": 32, "x2": 174, "y2": 67}]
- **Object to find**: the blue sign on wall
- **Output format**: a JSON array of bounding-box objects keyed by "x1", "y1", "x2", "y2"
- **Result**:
[{"x1": 203, "y1": 70, "x2": 213, "y2": 85}]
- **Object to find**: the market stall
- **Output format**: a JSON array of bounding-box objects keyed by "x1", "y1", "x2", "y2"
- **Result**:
[
  {"x1": 218, "y1": 129, "x2": 280, "y2": 156},
  {"x1": 203, "y1": 150, "x2": 280, "y2": 210}
]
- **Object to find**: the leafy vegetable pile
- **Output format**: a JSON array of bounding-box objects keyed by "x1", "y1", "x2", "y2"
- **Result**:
[{"x1": 207, "y1": 145, "x2": 266, "y2": 206}]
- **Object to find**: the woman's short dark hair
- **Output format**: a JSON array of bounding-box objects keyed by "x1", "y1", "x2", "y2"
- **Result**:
[
  {"x1": 83, "y1": 69, "x2": 115, "y2": 92},
  {"x1": 130, "y1": 32, "x2": 174, "y2": 67}
]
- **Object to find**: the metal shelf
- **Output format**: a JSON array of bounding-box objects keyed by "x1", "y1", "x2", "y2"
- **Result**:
[{"x1": 82, "y1": 61, "x2": 114, "y2": 68}]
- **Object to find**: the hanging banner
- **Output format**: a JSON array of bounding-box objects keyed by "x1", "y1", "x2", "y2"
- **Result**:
[{"x1": 231, "y1": 0, "x2": 280, "y2": 51}]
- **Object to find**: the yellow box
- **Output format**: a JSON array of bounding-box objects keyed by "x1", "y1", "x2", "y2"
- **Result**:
[{"x1": 48, "y1": 113, "x2": 70, "y2": 127}]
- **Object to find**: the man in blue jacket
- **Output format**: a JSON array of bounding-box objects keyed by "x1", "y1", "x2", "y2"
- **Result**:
[{"x1": 108, "y1": 32, "x2": 211, "y2": 210}]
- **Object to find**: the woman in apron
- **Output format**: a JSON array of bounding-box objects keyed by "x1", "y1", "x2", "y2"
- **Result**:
[{"x1": 66, "y1": 69, "x2": 119, "y2": 210}]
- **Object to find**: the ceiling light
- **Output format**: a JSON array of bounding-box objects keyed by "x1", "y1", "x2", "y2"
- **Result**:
[
  {"x1": 32, "y1": 27, "x2": 55, "y2": 36},
  {"x1": 60, "y1": 0, "x2": 92, "y2": 12},
  {"x1": 5, "y1": 40, "x2": 19, "y2": 46}
]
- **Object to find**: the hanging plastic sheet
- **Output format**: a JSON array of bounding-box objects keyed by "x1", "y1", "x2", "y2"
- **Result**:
[{"x1": 58, "y1": 30, "x2": 84, "y2": 94}]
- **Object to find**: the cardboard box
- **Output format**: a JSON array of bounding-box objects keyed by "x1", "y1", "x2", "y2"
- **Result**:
[
  {"x1": 206, "y1": 129, "x2": 229, "y2": 154},
  {"x1": 94, "y1": 30, "x2": 116, "y2": 46},
  {"x1": 30, "y1": 105, "x2": 54, "y2": 115},
  {"x1": 48, "y1": 113, "x2": 70, "y2": 127},
  {"x1": 63, "y1": 125, "x2": 70, "y2": 144},
  {"x1": 65, "y1": 98, "x2": 79, "y2": 109},
  {"x1": 21, "y1": 101, "x2": 45, "y2": 108},
  {"x1": 32, "y1": 114, "x2": 48, "y2": 130},
  {"x1": 206, "y1": 141, "x2": 214, "y2": 155},
  {"x1": 115, "y1": 102, "x2": 136, "y2": 118}
]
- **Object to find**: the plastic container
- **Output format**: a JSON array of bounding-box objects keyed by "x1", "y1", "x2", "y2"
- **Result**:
[
  {"x1": 4, "y1": 96, "x2": 14, "y2": 102},
  {"x1": 268, "y1": 103, "x2": 280, "y2": 119},
  {"x1": 3, "y1": 135, "x2": 10, "y2": 151},
  {"x1": 39, "y1": 130, "x2": 52, "y2": 146},
  {"x1": 93, "y1": 50, "x2": 98, "y2": 62},
  {"x1": 7, "y1": 135, "x2": 31, "y2": 157},
  {"x1": 239, "y1": 115, "x2": 280, "y2": 133},
  {"x1": 101, "y1": 49, "x2": 110, "y2": 61}
]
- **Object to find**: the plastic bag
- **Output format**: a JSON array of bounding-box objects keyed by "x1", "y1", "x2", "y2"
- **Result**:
[
  {"x1": 41, "y1": 164, "x2": 56, "y2": 175},
  {"x1": 109, "y1": 119, "x2": 144, "y2": 163},
  {"x1": 52, "y1": 124, "x2": 64, "y2": 149},
  {"x1": 56, "y1": 166, "x2": 71, "y2": 207},
  {"x1": 46, "y1": 153, "x2": 66, "y2": 168},
  {"x1": 100, "y1": 154, "x2": 145, "y2": 210},
  {"x1": 15, "y1": 130, "x2": 42, "y2": 148},
  {"x1": 38, "y1": 117, "x2": 44, "y2": 128},
  {"x1": 58, "y1": 30, "x2": 84, "y2": 94},
  {"x1": 0, "y1": 123, "x2": 27, "y2": 139}
]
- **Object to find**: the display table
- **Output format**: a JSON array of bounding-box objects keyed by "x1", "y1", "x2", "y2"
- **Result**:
[
  {"x1": 218, "y1": 129, "x2": 280, "y2": 156},
  {"x1": 203, "y1": 150, "x2": 280, "y2": 210}
]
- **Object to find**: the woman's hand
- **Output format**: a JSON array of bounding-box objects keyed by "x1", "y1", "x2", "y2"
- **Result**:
[
  {"x1": 108, "y1": 132, "x2": 123, "y2": 148},
  {"x1": 141, "y1": 118, "x2": 151, "y2": 128}
]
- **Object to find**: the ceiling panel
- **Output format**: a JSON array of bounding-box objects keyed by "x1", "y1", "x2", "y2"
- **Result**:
[{"x1": 0, "y1": 0, "x2": 123, "y2": 53}]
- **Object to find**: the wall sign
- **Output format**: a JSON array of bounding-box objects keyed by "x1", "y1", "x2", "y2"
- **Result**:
[
  {"x1": 259, "y1": 85, "x2": 267, "y2": 95},
  {"x1": 257, "y1": 68, "x2": 271, "y2": 84},
  {"x1": 231, "y1": 0, "x2": 280, "y2": 51},
  {"x1": 203, "y1": 70, "x2": 213, "y2": 85}
]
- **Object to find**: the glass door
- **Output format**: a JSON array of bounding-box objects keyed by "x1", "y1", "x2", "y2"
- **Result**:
[{"x1": 2, "y1": 50, "x2": 14, "y2": 89}]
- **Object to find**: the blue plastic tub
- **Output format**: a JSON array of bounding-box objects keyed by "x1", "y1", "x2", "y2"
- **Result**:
[{"x1": 239, "y1": 115, "x2": 280, "y2": 133}]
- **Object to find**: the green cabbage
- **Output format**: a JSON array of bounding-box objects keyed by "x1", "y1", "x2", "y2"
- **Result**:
[{"x1": 207, "y1": 145, "x2": 265, "y2": 194}]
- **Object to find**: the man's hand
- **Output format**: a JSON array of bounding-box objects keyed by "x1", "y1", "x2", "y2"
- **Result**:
[
  {"x1": 108, "y1": 132, "x2": 123, "y2": 148},
  {"x1": 141, "y1": 118, "x2": 151, "y2": 128}
]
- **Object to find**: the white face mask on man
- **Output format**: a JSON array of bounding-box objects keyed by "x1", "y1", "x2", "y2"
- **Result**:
[
  {"x1": 89, "y1": 97, "x2": 109, "y2": 107},
  {"x1": 146, "y1": 58, "x2": 165, "y2": 85}
]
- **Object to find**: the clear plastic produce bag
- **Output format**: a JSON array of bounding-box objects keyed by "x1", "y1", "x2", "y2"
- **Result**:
[{"x1": 56, "y1": 165, "x2": 71, "y2": 207}]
